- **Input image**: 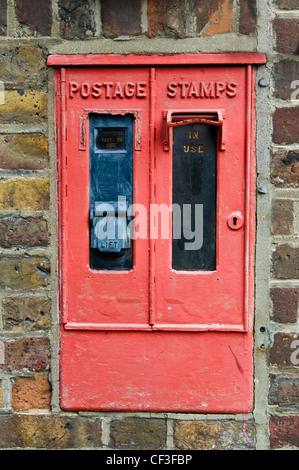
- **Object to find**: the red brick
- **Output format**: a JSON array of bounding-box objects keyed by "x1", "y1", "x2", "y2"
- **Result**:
[
  {"x1": 272, "y1": 244, "x2": 299, "y2": 279},
  {"x1": 273, "y1": 18, "x2": 299, "y2": 54},
  {"x1": 269, "y1": 374, "x2": 299, "y2": 407},
  {"x1": 270, "y1": 415, "x2": 299, "y2": 449},
  {"x1": 12, "y1": 375, "x2": 51, "y2": 410},
  {"x1": 58, "y1": 0, "x2": 96, "y2": 40},
  {"x1": 273, "y1": 107, "x2": 299, "y2": 145},
  {"x1": 101, "y1": 0, "x2": 141, "y2": 38},
  {"x1": 239, "y1": 0, "x2": 257, "y2": 35},
  {"x1": 271, "y1": 288, "x2": 299, "y2": 324},
  {"x1": 0, "y1": 217, "x2": 48, "y2": 248},
  {"x1": 1, "y1": 337, "x2": 50, "y2": 372},
  {"x1": 269, "y1": 332, "x2": 299, "y2": 367},
  {"x1": 273, "y1": 61, "x2": 299, "y2": 101},
  {"x1": 271, "y1": 199, "x2": 293, "y2": 235},
  {"x1": 15, "y1": 0, "x2": 52, "y2": 36},
  {"x1": 148, "y1": 0, "x2": 187, "y2": 38},
  {"x1": 271, "y1": 150, "x2": 299, "y2": 188},
  {"x1": 200, "y1": 0, "x2": 234, "y2": 36},
  {"x1": 194, "y1": 0, "x2": 227, "y2": 35}
]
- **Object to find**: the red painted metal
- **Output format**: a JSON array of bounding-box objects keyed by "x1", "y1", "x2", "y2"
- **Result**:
[
  {"x1": 51, "y1": 54, "x2": 266, "y2": 412},
  {"x1": 154, "y1": 65, "x2": 253, "y2": 332},
  {"x1": 61, "y1": 331, "x2": 253, "y2": 412},
  {"x1": 149, "y1": 67, "x2": 157, "y2": 327},
  {"x1": 48, "y1": 53, "x2": 266, "y2": 66},
  {"x1": 57, "y1": 66, "x2": 151, "y2": 327},
  {"x1": 163, "y1": 109, "x2": 227, "y2": 152}
]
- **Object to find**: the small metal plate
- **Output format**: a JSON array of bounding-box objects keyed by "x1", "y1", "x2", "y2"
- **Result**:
[{"x1": 97, "y1": 128, "x2": 126, "y2": 150}]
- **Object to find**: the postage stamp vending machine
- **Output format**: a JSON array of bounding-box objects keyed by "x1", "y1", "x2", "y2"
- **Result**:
[{"x1": 48, "y1": 53, "x2": 266, "y2": 412}]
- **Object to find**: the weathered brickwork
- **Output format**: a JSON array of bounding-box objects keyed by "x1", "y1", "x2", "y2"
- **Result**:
[
  {"x1": 0, "y1": 133, "x2": 49, "y2": 170},
  {"x1": 271, "y1": 150, "x2": 299, "y2": 188},
  {"x1": 110, "y1": 418, "x2": 167, "y2": 449},
  {"x1": 239, "y1": 0, "x2": 256, "y2": 35},
  {"x1": 273, "y1": 18, "x2": 299, "y2": 55},
  {"x1": 1, "y1": 337, "x2": 50, "y2": 373},
  {"x1": 0, "y1": 217, "x2": 48, "y2": 248},
  {"x1": 0, "y1": 91, "x2": 47, "y2": 124},
  {"x1": 0, "y1": 0, "x2": 7, "y2": 36},
  {"x1": 274, "y1": 61, "x2": 299, "y2": 101},
  {"x1": 58, "y1": 0, "x2": 97, "y2": 39},
  {"x1": 12, "y1": 375, "x2": 51, "y2": 410},
  {"x1": 0, "y1": 257, "x2": 50, "y2": 290},
  {"x1": 0, "y1": 414, "x2": 102, "y2": 449},
  {"x1": 0, "y1": 46, "x2": 47, "y2": 91},
  {"x1": 101, "y1": 0, "x2": 142, "y2": 38},
  {"x1": 271, "y1": 199, "x2": 294, "y2": 235},
  {"x1": 270, "y1": 0, "x2": 299, "y2": 450},
  {"x1": 270, "y1": 333, "x2": 299, "y2": 368},
  {"x1": 270, "y1": 416, "x2": 299, "y2": 449},
  {"x1": 0, "y1": 0, "x2": 296, "y2": 451},
  {"x1": 146, "y1": 0, "x2": 256, "y2": 38},
  {"x1": 272, "y1": 245, "x2": 299, "y2": 279},
  {"x1": 2, "y1": 296, "x2": 51, "y2": 332},
  {"x1": 0, "y1": 178, "x2": 50, "y2": 211},
  {"x1": 273, "y1": 107, "x2": 299, "y2": 145},
  {"x1": 147, "y1": 0, "x2": 189, "y2": 38},
  {"x1": 270, "y1": 288, "x2": 299, "y2": 324},
  {"x1": 15, "y1": 0, "x2": 53, "y2": 36},
  {"x1": 269, "y1": 374, "x2": 299, "y2": 407},
  {"x1": 173, "y1": 420, "x2": 255, "y2": 450}
]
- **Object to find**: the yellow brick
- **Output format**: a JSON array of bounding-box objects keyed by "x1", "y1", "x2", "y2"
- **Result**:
[
  {"x1": 0, "y1": 133, "x2": 49, "y2": 170},
  {"x1": 8, "y1": 133, "x2": 48, "y2": 158},
  {"x1": 0, "y1": 46, "x2": 47, "y2": 90},
  {"x1": 0, "y1": 257, "x2": 50, "y2": 289},
  {"x1": 0, "y1": 178, "x2": 50, "y2": 211},
  {"x1": 0, "y1": 90, "x2": 46, "y2": 123}
]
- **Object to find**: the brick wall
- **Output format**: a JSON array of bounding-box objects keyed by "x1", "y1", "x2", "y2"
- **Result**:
[
  {"x1": 0, "y1": 0, "x2": 297, "y2": 450},
  {"x1": 268, "y1": 1, "x2": 299, "y2": 450}
]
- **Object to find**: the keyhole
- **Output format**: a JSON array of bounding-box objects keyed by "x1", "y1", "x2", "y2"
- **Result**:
[{"x1": 227, "y1": 212, "x2": 243, "y2": 230}]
